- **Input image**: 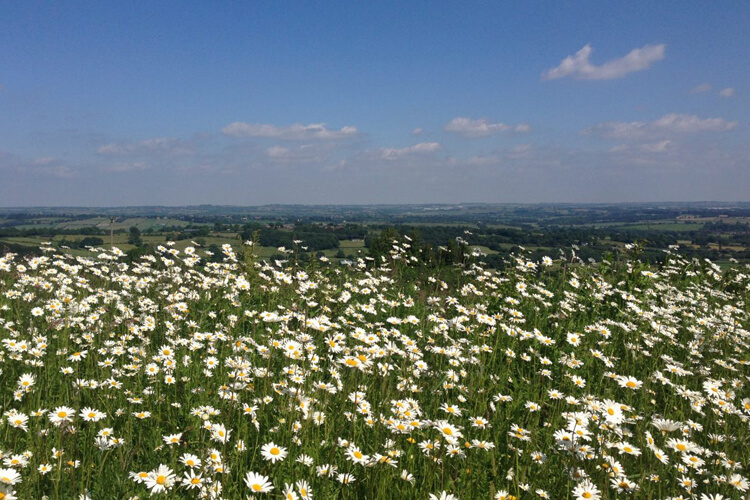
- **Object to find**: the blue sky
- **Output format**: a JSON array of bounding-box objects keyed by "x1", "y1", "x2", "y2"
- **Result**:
[{"x1": 1, "y1": 1, "x2": 748, "y2": 205}]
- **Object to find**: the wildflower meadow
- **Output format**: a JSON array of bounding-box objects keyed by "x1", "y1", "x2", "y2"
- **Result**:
[{"x1": 1, "y1": 239, "x2": 749, "y2": 499}]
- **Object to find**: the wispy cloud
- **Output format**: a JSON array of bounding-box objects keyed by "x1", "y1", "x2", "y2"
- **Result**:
[
  {"x1": 444, "y1": 117, "x2": 530, "y2": 138},
  {"x1": 543, "y1": 44, "x2": 665, "y2": 80},
  {"x1": 610, "y1": 140, "x2": 672, "y2": 154},
  {"x1": 106, "y1": 161, "x2": 151, "y2": 173},
  {"x1": 265, "y1": 144, "x2": 329, "y2": 164},
  {"x1": 97, "y1": 137, "x2": 195, "y2": 157},
  {"x1": 719, "y1": 87, "x2": 735, "y2": 98},
  {"x1": 221, "y1": 122, "x2": 358, "y2": 141},
  {"x1": 583, "y1": 113, "x2": 738, "y2": 139},
  {"x1": 690, "y1": 83, "x2": 713, "y2": 93},
  {"x1": 15, "y1": 157, "x2": 77, "y2": 178},
  {"x1": 379, "y1": 142, "x2": 441, "y2": 160}
]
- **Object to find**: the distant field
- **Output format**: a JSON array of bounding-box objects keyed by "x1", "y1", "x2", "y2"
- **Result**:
[
  {"x1": 339, "y1": 239, "x2": 365, "y2": 248},
  {"x1": 576, "y1": 221, "x2": 705, "y2": 231},
  {"x1": 618, "y1": 222, "x2": 705, "y2": 231}
]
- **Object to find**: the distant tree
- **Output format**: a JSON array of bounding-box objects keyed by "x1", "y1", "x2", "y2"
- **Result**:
[
  {"x1": 79, "y1": 237, "x2": 104, "y2": 248},
  {"x1": 128, "y1": 226, "x2": 143, "y2": 247}
]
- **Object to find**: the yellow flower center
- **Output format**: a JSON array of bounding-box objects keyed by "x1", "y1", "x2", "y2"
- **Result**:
[
  {"x1": 253, "y1": 484, "x2": 262, "y2": 491},
  {"x1": 156, "y1": 475, "x2": 166, "y2": 485},
  {"x1": 270, "y1": 447, "x2": 280, "y2": 455}
]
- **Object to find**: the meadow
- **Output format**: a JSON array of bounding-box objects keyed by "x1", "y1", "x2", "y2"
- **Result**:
[{"x1": 0, "y1": 239, "x2": 748, "y2": 499}]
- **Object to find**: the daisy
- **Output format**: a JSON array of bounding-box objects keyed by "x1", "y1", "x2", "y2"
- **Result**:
[
  {"x1": 601, "y1": 400, "x2": 624, "y2": 424},
  {"x1": 429, "y1": 492, "x2": 458, "y2": 500},
  {"x1": 80, "y1": 408, "x2": 106, "y2": 422},
  {"x1": 0, "y1": 468, "x2": 21, "y2": 486},
  {"x1": 296, "y1": 479, "x2": 313, "y2": 499},
  {"x1": 572, "y1": 479, "x2": 600, "y2": 500},
  {"x1": 471, "y1": 416, "x2": 489, "y2": 428},
  {"x1": 244, "y1": 471, "x2": 274, "y2": 494},
  {"x1": 608, "y1": 476, "x2": 637, "y2": 494},
  {"x1": 211, "y1": 423, "x2": 231, "y2": 443},
  {"x1": 17, "y1": 374, "x2": 35, "y2": 390},
  {"x1": 728, "y1": 474, "x2": 749, "y2": 492},
  {"x1": 345, "y1": 446, "x2": 369, "y2": 465},
  {"x1": 260, "y1": 442, "x2": 288, "y2": 464},
  {"x1": 617, "y1": 376, "x2": 643, "y2": 390},
  {"x1": 7, "y1": 413, "x2": 28, "y2": 432},
  {"x1": 683, "y1": 454, "x2": 705, "y2": 469},
  {"x1": 617, "y1": 442, "x2": 641, "y2": 456},
  {"x1": 666, "y1": 438, "x2": 700, "y2": 454},
  {"x1": 337, "y1": 473, "x2": 356, "y2": 485},
  {"x1": 181, "y1": 470, "x2": 206, "y2": 490},
  {"x1": 282, "y1": 483, "x2": 299, "y2": 500},
  {"x1": 49, "y1": 406, "x2": 75, "y2": 426},
  {"x1": 162, "y1": 433, "x2": 182, "y2": 446},
  {"x1": 434, "y1": 421, "x2": 462, "y2": 442},
  {"x1": 0, "y1": 484, "x2": 17, "y2": 500},
  {"x1": 143, "y1": 465, "x2": 176, "y2": 494}
]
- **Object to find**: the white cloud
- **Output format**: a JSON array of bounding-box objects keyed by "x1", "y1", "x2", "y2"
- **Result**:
[
  {"x1": 221, "y1": 122, "x2": 358, "y2": 141},
  {"x1": 265, "y1": 144, "x2": 327, "y2": 164},
  {"x1": 379, "y1": 142, "x2": 441, "y2": 160},
  {"x1": 690, "y1": 83, "x2": 713, "y2": 93},
  {"x1": 612, "y1": 141, "x2": 672, "y2": 154},
  {"x1": 543, "y1": 44, "x2": 665, "y2": 80},
  {"x1": 97, "y1": 137, "x2": 195, "y2": 157},
  {"x1": 444, "y1": 117, "x2": 530, "y2": 138},
  {"x1": 719, "y1": 87, "x2": 735, "y2": 98},
  {"x1": 30, "y1": 157, "x2": 58, "y2": 166},
  {"x1": 508, "y1": 143, "x2": 533, "y2": 157},
  {"x1": 639, "y1": 140, "x2": 672, "y2": 153},
  {"x1": 106, "y1": 161, "x2": 150, "y2": 173},
  {"x1": 26, "y1": 157, "x2": 76, "y2": 177},
  {"x1": 411, "y1": 127, "x2": 424, "y2": 136},
  {"x1": 584, "y1": 113, "x2": 738, "y2": 139}
]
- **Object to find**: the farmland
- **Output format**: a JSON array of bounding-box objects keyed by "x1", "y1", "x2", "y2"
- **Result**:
[{"x1": 2, "y1": 203, "x2": 750, "y2": 268}]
